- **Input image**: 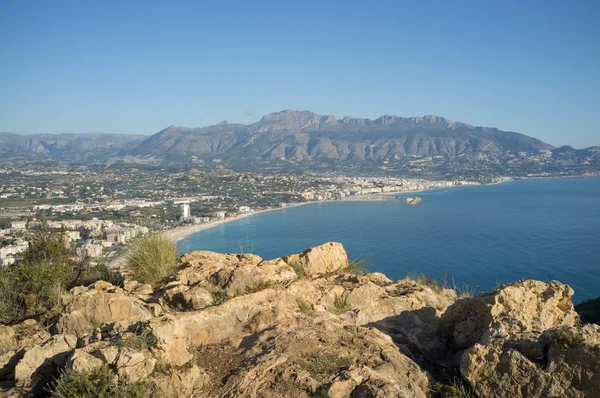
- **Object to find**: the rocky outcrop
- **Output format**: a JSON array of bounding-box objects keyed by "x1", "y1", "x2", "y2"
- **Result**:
[
  {"x1": 440, "y1": 280, "x2": 577, "y2": 350},
  {"x1": 1, "y1": 242, "x2": 598, "y2": 398},
  {"x1": 54, "y1": 280, "x2": 153, "y2": 337}
]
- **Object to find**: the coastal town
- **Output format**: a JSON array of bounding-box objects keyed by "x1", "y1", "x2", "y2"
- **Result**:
[{"x1": 0, "y1": 165, "x2": 496, "y2": 266}]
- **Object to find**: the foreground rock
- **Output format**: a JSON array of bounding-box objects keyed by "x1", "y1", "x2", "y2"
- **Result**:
[{"x1": 0, "y1": 242, "x2": 598, "y2": 398}]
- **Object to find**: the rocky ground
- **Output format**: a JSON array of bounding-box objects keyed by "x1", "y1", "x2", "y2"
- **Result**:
[{"x1": 1, "y1": 242, "x2": 598, "y2": 397}]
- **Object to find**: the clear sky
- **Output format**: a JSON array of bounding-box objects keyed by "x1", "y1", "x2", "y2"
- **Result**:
[{"x1": 1, "y1": 0, "x2": 598, "y2": 148}]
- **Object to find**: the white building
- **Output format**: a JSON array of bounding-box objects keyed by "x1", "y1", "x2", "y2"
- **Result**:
[
  {"x1": 213, "y1": 211, "x2": 226, "y2": 220},
  {"x1": 181, "y1": 203, "x2": 191, "y2": 219},
  {"x1": 9, "y1": 221, "x2": 27, "y2": 230},
  {"x1": 238, "y1": 206, "x2": 252, "y2": 214}
]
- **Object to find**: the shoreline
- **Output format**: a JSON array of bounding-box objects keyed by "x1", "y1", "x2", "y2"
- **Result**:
[{"x1": 168, "y1": 179, "x2": 517, "y2": 244}]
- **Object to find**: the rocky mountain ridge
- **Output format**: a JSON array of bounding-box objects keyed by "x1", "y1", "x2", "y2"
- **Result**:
[
  {"x1": 128, "y1": 110, "x2": 557, "y2": 162},
  {"x1": 1, "y1": 242, "x2": 598, "y2": 397},
  {"x1": 6, "y1": 110, "x2": 599, "y2": 169}
]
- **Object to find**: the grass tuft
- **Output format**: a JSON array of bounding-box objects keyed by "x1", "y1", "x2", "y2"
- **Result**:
[
  {"x1": 126, "y1": 234, "x2": 177, "y2": 287},
  {"x1": 331, "y1": 293, "x2": 351, "y2": 314},
  {"x1": 289, "y1": 260, "x2": 305, "y2": 279},
  {"x1": 47, "y1": 365, "x2": 147, "y2": 398},
  {"x1": 297, "y1": 298, "x2": 312, "y2": 313},
  {"x1": 345, "y1": 259, "x2": 372, "y2": 276},
  {"x1": 431, "y1": 378, "x2": 475, "y2": 398},
  {"x1": 299, "y1": 353, "x2": 351, "y2": 377}
]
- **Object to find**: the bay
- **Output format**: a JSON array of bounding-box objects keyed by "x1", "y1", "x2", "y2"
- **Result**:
[{"x1": 177, "y1": 177, "x2": 600, "y2": 303}]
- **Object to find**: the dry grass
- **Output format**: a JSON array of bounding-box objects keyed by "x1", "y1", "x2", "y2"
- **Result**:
[
  {"x1": 331, "y1": 293, "x2": 352, "y2": 314},
  {"x1": 126, "y1": 234, "x2": 177, "y2": 287}
]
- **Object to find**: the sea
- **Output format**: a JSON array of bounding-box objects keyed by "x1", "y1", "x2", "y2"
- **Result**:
[{"x1": 177, "y1": 177, "x2": 600, "y2": 303}]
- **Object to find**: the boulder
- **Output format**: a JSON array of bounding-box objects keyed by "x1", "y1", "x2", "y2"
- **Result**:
[
  {"x1": 148, "y1": 364, "x2": 208, "y2": 398},
  {"x1": 440, "y1": 280, "x2": 577, "y2": 350},
  {"x1": 283, "y1": 242, "x2": 348, "y2": 277},
  {"x1": 461, "y1": 324, "x2": 600, "y2": 398},
  {"x1": 116, "y1": 348, "x2": 156, "y2": 384},
  {"x1": 66, "y1": 350, "x2": 104, "y2": 373},
  {"x1": 14, "y1": 334, "x2": 77, "y2": 389},
  {"x1": 0, "y1": 327, "x2": 15, "y2": 354},
  {"x1": 54, "y1": 282, "x2": 153, "y2": 337}
]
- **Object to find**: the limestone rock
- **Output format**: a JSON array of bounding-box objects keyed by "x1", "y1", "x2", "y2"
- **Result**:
[
  {"x1": 440, "y1": 280, "x2": 577, "y2": 350},
  {"x1": 0, "y1": 327, "x2": 15, "y2": 354},
  {"x1": 116, "y1": 348, "x2": 156, "y2": 384},
  {"x1": 283, "y1": 242, "x2": 348, "y2": 277},
  {"x1": 54, "y1": 282, "x2": 153, "y2": 337},
  {"x1": 461, "y1": 324, "x2": 600, "y2": 398},
  {"x1": 148, "y1": 364, "x2": 208, "y2": 398},
  {"x1": 14, "y1": 334, "x2": 76, "y2": 390},
  {"x1": 66, "y1": 350, "x2": 104, "y2": 373},
  {"x1": 209, "y1": 313, "x2": 430, "y2": 397}
]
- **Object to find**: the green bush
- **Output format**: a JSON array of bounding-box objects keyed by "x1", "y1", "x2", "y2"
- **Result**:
[
  {"x1": 126, "y1": 234, "x2": 177, "y2": 287},
  {"x1": 0, "y1": 227, "x2": 74, "y2": 324},
  {"x1": 548, "y1": 327, "x2": 585, "y2": 349},
  {"x1": 76, "y1": 264, "x2": 125, "y2": 287},
  {"x1": 0, "y1": 272, "x2": 24, "y2": 324},
  {"x1": 48, "y1": 365, "x2": 147, "y2": 398},
  {"x1": 575, "y1": 296, "x2": 600, "y2": 325},
  {"x1": 431, "y1": 379, "x2": 474, "y2": 398}
]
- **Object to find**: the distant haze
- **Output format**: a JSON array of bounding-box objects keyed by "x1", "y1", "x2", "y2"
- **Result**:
[{"x1": 0, "y1": 2, "x2": 598, "y2": 148}]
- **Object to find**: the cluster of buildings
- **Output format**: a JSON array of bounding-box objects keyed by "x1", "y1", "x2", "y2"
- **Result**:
[{"x1": 0, "y1": 218, "x2": 149, "y2": 266}]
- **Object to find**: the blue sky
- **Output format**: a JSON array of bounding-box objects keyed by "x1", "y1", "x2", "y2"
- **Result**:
[{"x1": 1, "y1": 0, "x2": 598, "y2": 148}]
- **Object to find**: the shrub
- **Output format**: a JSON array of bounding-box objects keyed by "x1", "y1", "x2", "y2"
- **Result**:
[
  {"x1": 0, "y1": 272, "x2": 24, "y2": 325},
  {"x1": 76, "y1": 264, "x2": 125, "y2": 287},
  {"x1": 346, "y1": 259, "x2": 372, "y2": 276},
  {"x1": 114, "y1": 326, "x2": 157, "y2": 350},
  {"x1": 243, "y1": 280, "x2": 275, "y2": 294},
  {"x1": 431, "y1": 378, "x2": 474, "y2": 398},
  {"x1": 548, "y1": 327, "x2": 585, "y2": 349},
  {"x1": 289, "y1": 261, "x2": 305, "y2": 279},
  {"x1": 575, "y1": 296, "x2": 600, "y2": 325},
  {"x1": 211, "y1": 289, "x2": 228, "y2": 306},
  {"x1": 126, "y1": 234, "x2": 177, "y2": 287},
  {"x1": 48, "y1": 365, "x2": 147, "y2": 398},
  {"x1": 408, "y1": 273, "x2": 443, "y2": 293},
  {"x1": 299, "y1": 353, "x2": 351, "y2": 377},
  {"x1": 1, "y1": 227, "x2": 73, "y2": 324},
  {"x1": 331, "y1": 293, "x2": 351, "y2": 314}
]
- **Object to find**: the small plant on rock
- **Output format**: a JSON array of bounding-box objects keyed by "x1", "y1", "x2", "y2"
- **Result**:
[
  {"x1": 548, "y1": 327, "x2": 585, "y2": 349},
  {"x1": 346, "y1": 259, "x2": 372, "y2": 276},
  {"x1": 48, "y1": 365, "x2": 148, "y2": 398},
  {"x1": 211, "y1": 288, "x2": 228, "y2": 306},
  {"x1": 243, "y1": 280, "x2": 275, "y2": 294},
  {"x1": 297, "y1": 298, "x2": 312, "y2": 313},
  {"x1": 331, "y1": 293, "x2": 351, "y2": 314},
  {"x1": 289, "y1": 260, "x2": 305, "y2": 279},
  {"x1": 431, "y1": 378, "x2": 475, "y2": 398},
  {"x1": 299, "y1": 353, "x2": 351, "y2": 378}
]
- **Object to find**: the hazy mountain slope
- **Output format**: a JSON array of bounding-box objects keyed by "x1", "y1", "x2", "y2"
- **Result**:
[
  {"x1": 0, "y1": 132, "x2": 145, "y2": 163},
  {"x1": 129, "y1": 110, "x2": 555, "y2": 162}
]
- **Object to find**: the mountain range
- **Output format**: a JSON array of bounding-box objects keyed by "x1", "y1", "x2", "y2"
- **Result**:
[{"x1": 1, "y1": 110, "x2": 597, "y2": 168}]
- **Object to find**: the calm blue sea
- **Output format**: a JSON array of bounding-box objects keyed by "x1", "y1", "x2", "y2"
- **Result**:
[{"x1": 178, "y1": 177, "x2": 600, "y2": 303}]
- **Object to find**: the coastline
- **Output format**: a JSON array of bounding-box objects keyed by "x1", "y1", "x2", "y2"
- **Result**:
[{"x1": 167, "y1": 179, "x2": 516, "y2": 244}]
